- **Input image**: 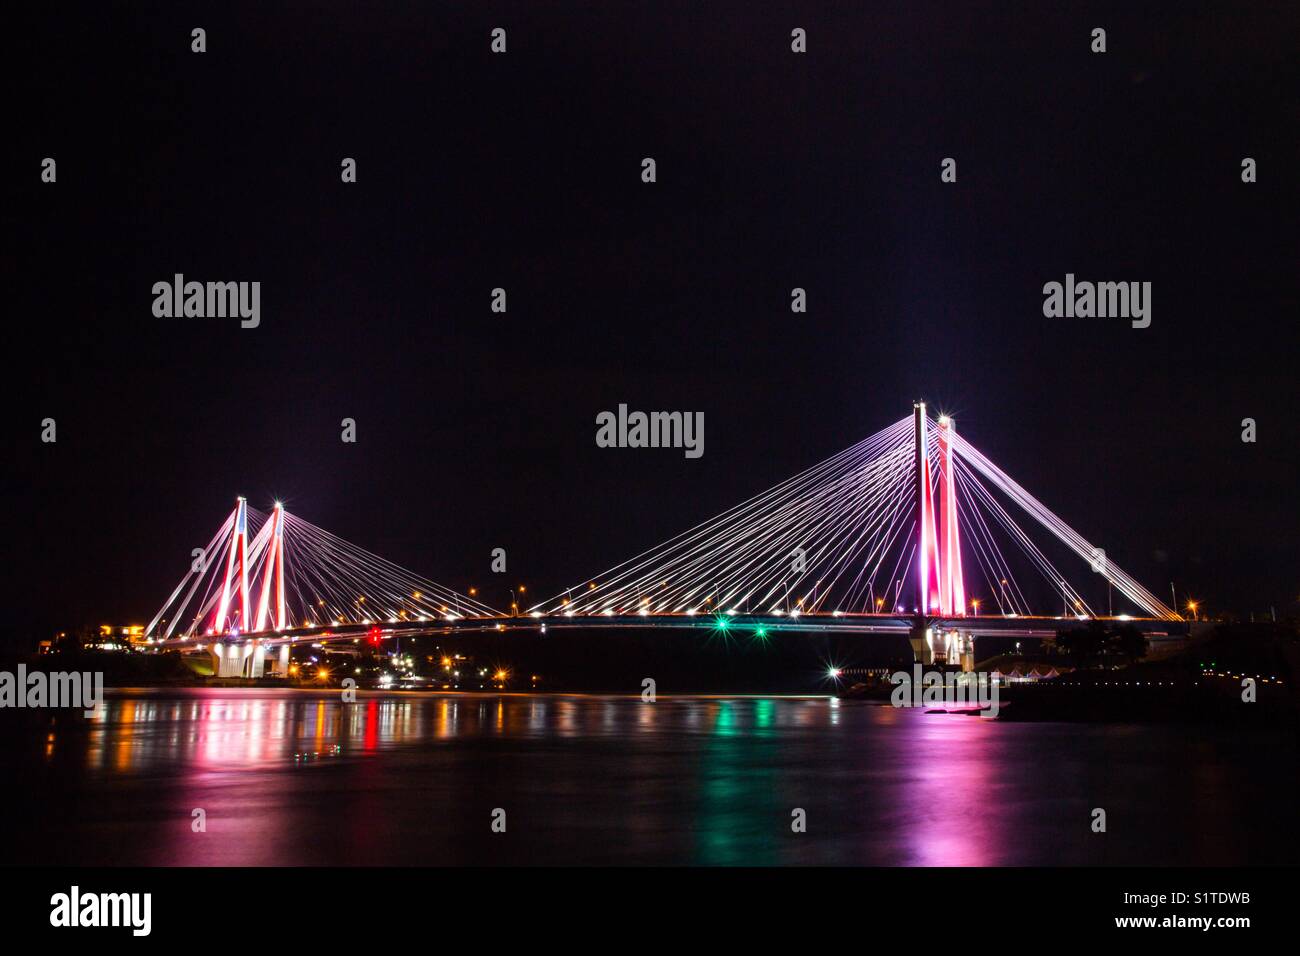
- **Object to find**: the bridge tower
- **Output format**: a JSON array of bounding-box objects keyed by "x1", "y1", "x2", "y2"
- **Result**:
[
  {"x1": 254, "y1": 502, "x2": 287, "y2": 633},
  {"x1": 910, "y1": 403, "x2": 971, "y2": 665},
  {"x1": 936, "y1": 415, "x2": 966, "y2": 617},
  {"x1": 914, "y1": 403, "x2": 941, "y2": 616},
  {"x1": 215, "y1": 497, "x2": 251, "y2": 635}
]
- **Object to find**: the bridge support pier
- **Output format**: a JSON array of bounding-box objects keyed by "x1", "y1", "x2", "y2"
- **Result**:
[
  {"x1": 910, "y1": 622, "x2": 975, "y2": 670},
  {"x1": 958, "y1": 632, "x2": 975, "y2": 672},
  {"x1": 909, "y1": 620, "x2": 934, "y2": 665},
  {"x1": 209, "y1": 640, "x2": 267, "y2": 678},
  {"x1": 271, "y1": 643, "x2": 290, "y2": 677},
  {"x1": 934, "y1": 629, "x2": 955, "y2": 665}
]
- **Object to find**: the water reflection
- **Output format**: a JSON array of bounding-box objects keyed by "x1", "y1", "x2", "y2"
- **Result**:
[
  {"x1": 40, "y1": 692, "x2": 696, "y2": 774},
  {"x1": 0, "y1": 689, "x2": 1291, "y2": 866}
]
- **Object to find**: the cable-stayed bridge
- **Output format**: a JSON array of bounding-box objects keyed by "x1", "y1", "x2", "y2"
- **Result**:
[{"x1": 147, "y1": 403, "x2": 1185, "y2": 677}]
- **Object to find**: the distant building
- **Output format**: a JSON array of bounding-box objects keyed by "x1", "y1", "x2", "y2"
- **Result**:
[
  {"x1": 89, "y1": 625, "x2": 148, "y2": 651},
  {"x1": 46, "y1": 625, "x2": 149, "y2": 653}
]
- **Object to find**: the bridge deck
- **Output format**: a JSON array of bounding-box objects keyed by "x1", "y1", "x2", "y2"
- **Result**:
[{"x1": 163, "y1": 612, "x2": 1186, "y2": 649}]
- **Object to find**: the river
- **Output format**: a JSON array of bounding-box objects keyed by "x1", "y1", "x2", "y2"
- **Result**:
[{"x1": 0, "y1": 689, "x2": 1292, "y2": 865}]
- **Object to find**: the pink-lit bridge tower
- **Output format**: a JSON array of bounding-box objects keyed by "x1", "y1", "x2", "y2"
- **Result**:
[
  {"x1": 215, "y1": 496, "x2": 251, "y2": 635},
  {"x1": 210, "y1": 499, "x2": 290, "y2": 678},
  {"x1": 910, "y1": 402, "x2": 974, "y2": 668}
]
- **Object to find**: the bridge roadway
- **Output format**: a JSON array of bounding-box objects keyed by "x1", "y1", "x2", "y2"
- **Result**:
[{"x1": 162, "y1": 611, "x2": 1188, "y2": 650}]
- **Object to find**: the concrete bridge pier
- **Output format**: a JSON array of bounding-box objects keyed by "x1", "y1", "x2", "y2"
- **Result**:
[
  {"x1": 909, "y1": 619, "x2": 934, "y2": 665},
  {"x1": 271, "y1": 642, "x2": 290, "y2": 677},
  {"x1": 250, "y1": 642, "x2": 267, "y2": 677},
  {"x1": 209, "y1": 640, "x2": 267, "y2": 678},
  {"x1": 958, "y1": 632, "x2": 975, "y2": 672},
  {"x1": 910, "y1": 622, "x2": 975, "y2": 670},
  {"x1": 210, "y1": 642, "x2": 240, "y2": 677}
]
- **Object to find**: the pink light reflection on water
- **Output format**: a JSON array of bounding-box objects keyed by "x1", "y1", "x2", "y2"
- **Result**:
[{"x1": 894, "y1": 711, "x2": 1001, "y2": 866}]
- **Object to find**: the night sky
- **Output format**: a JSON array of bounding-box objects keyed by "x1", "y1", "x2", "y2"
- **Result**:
[{"x1": 7, "y1": 3, "x2": 1298, "y2": 645}]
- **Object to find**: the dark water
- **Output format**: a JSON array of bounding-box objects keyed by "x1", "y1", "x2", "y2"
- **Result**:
[{"x1": 0, "y1": 689, "x2": 1293, "y2": 866}]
